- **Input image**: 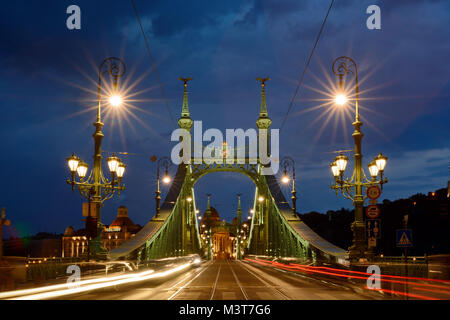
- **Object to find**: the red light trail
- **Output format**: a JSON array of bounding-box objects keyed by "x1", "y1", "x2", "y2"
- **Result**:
[{"x1": 245, "y1": 257, "x2": 450, "y2": 300}]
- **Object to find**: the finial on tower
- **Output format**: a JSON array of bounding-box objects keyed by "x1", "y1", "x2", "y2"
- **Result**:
[
  {"x1": 179, "y1": 77, "x2": 193, "y2": 87},
  {"x1": 256, "y1": 77, "x2": 270, "y2": 85}
]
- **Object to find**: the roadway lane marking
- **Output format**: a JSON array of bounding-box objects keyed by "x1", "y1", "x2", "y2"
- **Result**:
[
  {"x1": 228, "y1": 260, "x2": 249, "y2": 300},
  {"x1": 168, "y1": 267, "x2": 203, "y2": 290},
  {"x1": 167, "y1": 262, "x2": 212, "y2": 300},
  {"x1": 209, "y1": 263, "x2": 221, "y2": 300},
  {"x1": 238, "y1": 260, "x2": 291, "y2": 300}
]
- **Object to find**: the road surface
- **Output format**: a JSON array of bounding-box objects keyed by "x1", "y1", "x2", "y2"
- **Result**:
[{"x1": 62, "y1": 259, "x2": 377, "y2": 300}]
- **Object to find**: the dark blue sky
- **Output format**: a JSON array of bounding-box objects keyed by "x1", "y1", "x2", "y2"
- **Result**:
[{"x1": 1, "y1": 0, "x2": 449, "y2": 237}]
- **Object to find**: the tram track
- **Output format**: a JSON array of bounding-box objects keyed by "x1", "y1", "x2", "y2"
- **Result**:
[
  {"x1": 167, "y1": 261, "x2": 213, "y2": 300},
  {"x1": 227, "y1": 260, "x2": 249, "y2": 300},
  {"x1": 238, "y1": 260, "x2": 291, "y2": 300},
  {"x1": 209, "y1": 263, "x2": 222, "y2": 300}
]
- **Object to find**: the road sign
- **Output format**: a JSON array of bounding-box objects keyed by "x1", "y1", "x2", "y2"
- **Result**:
[
  {"x1": 368, "y1": 237, "x2": 377, "y2": 248},
  {"x1": 396, "y1": 229, "x2": 413, "y2": 247},
  {"x1": 366, "y1": 219, "x2": 381, "y2": 239},
  {"x1": 82, "y1": 202, "x2": 97, "y2": 217},
  {"x1": 366, "y1": 205, "x2": 380, "y2": 218},
  {"x1": 367, "y1": 186, "x2": 381, "y2": 200}
]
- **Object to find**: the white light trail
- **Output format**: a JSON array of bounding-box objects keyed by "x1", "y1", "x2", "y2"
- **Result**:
[{"x1": 4, "y1": 262, "x2": 193, "y2": 300}]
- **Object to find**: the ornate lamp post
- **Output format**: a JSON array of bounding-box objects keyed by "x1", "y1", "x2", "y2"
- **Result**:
[
  {"x1": 330, "y1": 56, "x2": 388, "y2": 262},
  {"x1": 155, "y1": 156, "x2": 171, "y2": 218},
  {"x1": 66, "y1": 57, "x2": 127, "y2": 260},
  {"x1": 281, "y1": 156, "x2": 297, "y2": 217}
]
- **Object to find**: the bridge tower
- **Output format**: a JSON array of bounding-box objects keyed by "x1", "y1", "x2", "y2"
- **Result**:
[
  {"x1": 178, "y1": 77, "x2": 194, "y2": 256},
  {"x1": 255, "y1": 78, "x2": 272, "y2": 255},
  {"x1": 205, "y1": 194, "x2": 213, "y2": 260}
]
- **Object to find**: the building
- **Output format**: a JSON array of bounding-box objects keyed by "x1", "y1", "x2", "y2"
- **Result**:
[
  {"x1": 102, "y1": 206, "x2": 141, "y2": 251},
  {"x1": 62, "y1": 206, "x2": 141, "y2": 258},
  {"x1": 61, "y1": 226, "x2": 88, "y2": 258},
  {"x1": 199, "y1": 206, "x2": 239, "y2": 260}
]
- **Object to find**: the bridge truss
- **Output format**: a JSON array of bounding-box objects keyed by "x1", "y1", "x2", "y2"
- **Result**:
[{"x1": 109, "y1": 159, "x2": 347, "y2": 265}]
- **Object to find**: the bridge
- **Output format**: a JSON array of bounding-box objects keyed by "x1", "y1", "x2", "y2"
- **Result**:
[
  {"x1": 108, "y1": 79, "x2": 348, "y2": 267},
  {"x1": 2, "y1": 81, "x2": 448, "y2": 301}
]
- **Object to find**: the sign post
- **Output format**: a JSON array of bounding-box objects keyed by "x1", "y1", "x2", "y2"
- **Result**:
[
  {"x1": 366, "y1": 186, "x2": 382, "y2": 253},
  {"x1": 396, "y1": 215, "x2": 412, "y2": 299},
  {"x1": 366, "y1": 219, "x2": 381, "y2": 248}
]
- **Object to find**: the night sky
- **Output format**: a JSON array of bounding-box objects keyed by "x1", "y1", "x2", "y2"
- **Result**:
[{"x1": 1, "y1": 0, "x2": 449, "y2": 238}]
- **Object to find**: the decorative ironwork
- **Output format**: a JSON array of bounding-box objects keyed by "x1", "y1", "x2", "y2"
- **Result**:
[
  {"x1": 329, "y1": 56, "x2": 388, "y2": 262},
  {"x1": 155, "y1": 156, "x2": 172, "y2": 217}
]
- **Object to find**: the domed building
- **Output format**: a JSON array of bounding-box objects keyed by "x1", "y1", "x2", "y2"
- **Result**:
[
  {"x1": 62, "y1": 226, "x2": 88, "y2": 258},
  {"x1": 102, "y1": 206, "x2": 141, "y2": 251},
  {"x1": 64, "y1": 226, "x2": 75, "y2": 237},
  {"x1": 199, "y1": 206, "x2": 221, "y2": 228},
  {"x1": 62, "y1": 206, "x2": 141, "y2": 257},
  {"x1": 199, "y1": 200, "x2": 237, "y2": 260}
]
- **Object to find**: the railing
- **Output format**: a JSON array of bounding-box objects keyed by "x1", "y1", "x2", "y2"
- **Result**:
[{"x1": 371, "y1": 256, "x2": 427, "y2": 264}]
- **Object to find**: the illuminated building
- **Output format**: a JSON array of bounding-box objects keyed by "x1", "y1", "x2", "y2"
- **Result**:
[{"x1": 62, "y1": 206, "x2": 141, "y2": 257}]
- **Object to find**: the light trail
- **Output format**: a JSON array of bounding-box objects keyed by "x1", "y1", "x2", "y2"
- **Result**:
[
  {"x1": 410, "y1": 287, "x2": 450, "y2": 296},
  {"x1": 167, "y1": 262, "x2": 212, "y2": 300},
  {"x1": 5, "y1": 262, "x2": 193, "y2": 300},
  {"x1": 364, "y1": 287, "x2": 439, "y2": 301},
  {"x1": 254, "y1": 257, "x2": 450, "y2": 284},
  {"x1": 0, "y1": 269, "x2": 152, "y2": 300},
  {"x1": 289, "y1": 262, "x2": 450, "y2": 284},
  {"x1": 254, "y1": 259, "x2": 450, "y2": 289},
  {"x1": 245, "y1": 258, "x2": 450, "y2": 300}
]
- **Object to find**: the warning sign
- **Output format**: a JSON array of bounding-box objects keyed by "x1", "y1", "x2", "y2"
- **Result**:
[{"x1": 396, "y1": 229, "x2": 413, "y2": 247}]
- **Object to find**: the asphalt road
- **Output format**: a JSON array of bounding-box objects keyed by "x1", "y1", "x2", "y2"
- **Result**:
[{"x1": 63, "y1": 260, "x2": 377, "y2": 300}]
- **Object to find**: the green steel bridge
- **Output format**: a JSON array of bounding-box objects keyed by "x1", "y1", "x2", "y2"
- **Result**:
[{"x1": 108, "y1": 80, "x2": 348, "y2": 266}]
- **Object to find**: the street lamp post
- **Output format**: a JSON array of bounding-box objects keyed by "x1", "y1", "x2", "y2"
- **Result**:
[
  {"x1": 206, "y1": 194, "x2": 213, "y2": 260},
  {"x1": 66, "y1": 57, "x2": 127, "y2": 260},
  {"x1": 236, "y1": 194, "x2": 242, "y2": 260},
  {"x1": 330, "y1": 56, "x2": 388, "y2": 262},
  {"x1": 155, "y1": 156, "x2": 171, "y2": 218},
  {"x1": 281, "y1": 156, "x2": 297, "y2": 218}
]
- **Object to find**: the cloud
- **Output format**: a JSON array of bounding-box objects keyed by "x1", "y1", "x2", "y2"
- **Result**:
[
  {"x1": 234, "y1": 0, "x2": 308, "y2": 28},
  {"x1": 386, "y1": 148, "x2": 450, "y2": 189}
]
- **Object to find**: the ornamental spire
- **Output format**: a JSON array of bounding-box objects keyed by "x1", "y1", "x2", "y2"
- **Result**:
[
  {"x1": 179, "y1": 77, "x2": 192, "y2": 117},
  {"x1": 178, "y1": 77, "x2": 194, "y2": 130},
  {"x1": 256, "y1": 77, "x2": 270, "y2": 117},
  {"x1": 237, "y1": 194, "x2": 242, "y2": 215},
  {"x1": 205, "y1": 194, "x2": 212, "y2": 219},
  {"x1": 256, "y1": 77, "x2": 272, "y2": 130}
]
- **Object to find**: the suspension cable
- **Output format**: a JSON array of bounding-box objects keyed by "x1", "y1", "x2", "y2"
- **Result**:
[
  {"x1": 279, "y1": 0, "x2": 335, "y2": 132},
  {"x1": 130, "y1": 0, "x2": 176, "y2": 127}
]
